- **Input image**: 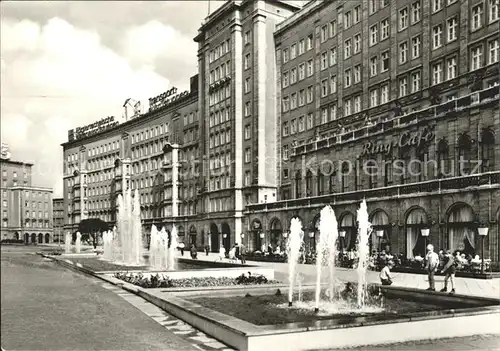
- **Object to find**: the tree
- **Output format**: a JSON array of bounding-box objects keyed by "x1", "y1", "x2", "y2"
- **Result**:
[{"x1": 78, "y1": 218, "x2": 109, "y2": 249}]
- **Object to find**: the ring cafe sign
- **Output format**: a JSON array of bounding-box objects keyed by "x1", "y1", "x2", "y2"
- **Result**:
[
  {"x1": 68, "y1": 116, "x2": 119, "y2": 141},
  {"x1": 148, "y1": 87, "x2": 190, "y2": 112}
]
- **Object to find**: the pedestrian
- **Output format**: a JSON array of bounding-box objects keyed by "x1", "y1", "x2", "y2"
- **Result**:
[
  {"x1": 190, "y1": 245, "x2": 198, "y2": 259},
  {"x1": 379, "y1": 260, "x2": 395, "y2": 286},
  {"x1": 179, "y1": 242, "x2": 185, "y2": 256},
  {"x1": 205, "y1": 244, "x2": 210, "y2": 256},
  {"x1": 216, "y1": 246, "x2": 226, "y2": 262},
  {"x1": 240, "y1": 243, "x2": 246, "y2": 264},
  {"x1": 425, "y1": 244, "x2": 439, "y2": 291},
  {"x1": 440, "y1": 249, "x2": 457, "y2": 294}
]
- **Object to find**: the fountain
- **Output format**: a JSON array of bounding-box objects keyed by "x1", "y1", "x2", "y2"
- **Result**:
[
  {"x1": 356, "y1": 199, "x2": 372, "y2": 307},
  {"x1": 287, "y1": 217, "x2": 304, "y2": 307},
  {"x1": 103, "y1": 230, "x2": 113, "y2": 260},
  {"x1": 75, "y1": 232, "x2": 81, "y2": 253},
  {"x1": 168, "y1": 225, "x2": 178, "y2": 271},
  {"x1": 149, "y1": 225, "x2": 161, "y2": 270},
  {"x1": 65, "y1": 232, "x2": 72, "y2": 254},
  {"x1": 314, "y1": 205, "x2": 339, "y2": 313}
]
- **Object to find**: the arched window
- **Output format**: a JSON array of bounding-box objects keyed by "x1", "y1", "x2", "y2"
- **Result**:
[
  {"x1": 341, "y1": 162, "x2": 349, "y2": 192},
  {"x1": 481, "y1": 128, "x2": 495, "y2": 172},
  {"x1": 317, "y1": 167, "x2": 326, "y2": 196},
  {"x1": 295, "y1": 170, "x2": 302, "y2": 198},
  {"x1": 306, "y1": 170, "x2": 313, "y2": 197},
  {"x1": 437, "y1": 138, "x2": 450, "y2": 178},
  {"x1": 457, "y1": 133, "x2": 473, "y2": 175}
]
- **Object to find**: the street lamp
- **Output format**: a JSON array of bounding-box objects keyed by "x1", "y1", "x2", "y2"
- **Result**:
[
  {"x1": 478, "y1": 226, "x2": 489, "y2": 274},
  {"x1": 376, "y1": 230, "x2": 384, "y2": 252}
]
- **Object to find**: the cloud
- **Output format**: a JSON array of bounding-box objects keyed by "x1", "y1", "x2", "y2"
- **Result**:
[{"x1": 1, "y1": 17, "x2": 176, "y2": 197}]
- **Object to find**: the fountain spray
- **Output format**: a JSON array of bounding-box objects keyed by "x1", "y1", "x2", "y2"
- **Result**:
[
  {"x1": 65, "y1": 232, "x2": 72, "y2": 254},
  {"x1": 314, "y1": 205, "x2": 339, "y2": 313},
  {"x1": 287, "y1": 217, "x2": 304, "y2": 307},
  {"x1": 150, "y1": 225, "x2": 159, "y2": 269},
  {"x1": 75, "y1": 232, "x2": 81, "y2": 253},
  {"x1": 356, "y1": 199, "x2": 372, "y2": 308},
  {"x1": 160, "y1": 227, "x2": 169, "y2": 269},
  {"x1": 168, "y1": 225, "x2": 178, "y2": 270}
]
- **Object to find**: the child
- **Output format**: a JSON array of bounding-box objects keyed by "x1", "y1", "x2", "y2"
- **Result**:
[
  {"x1": 379, "y1": 260, "x2": 395, "y2": 286},
  {"x1": 440, "y1": 250, "x2": 456, "y2": 294}
]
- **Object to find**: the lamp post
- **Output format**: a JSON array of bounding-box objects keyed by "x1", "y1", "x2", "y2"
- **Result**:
[
  {"x1": 421, "y1": 227, "x2": 430, "y2": 257},
  {"x1": 309, "y1": 231, "x2": 315, "y2": 252},
  {"x1": 478, "y1": 226, "x2": 489, "y2": 274},
  {"x1": 339, "y1": 230, "x2": 346, "y2": 252},
  {"x1": 376, "y1": 230, "x2": 384, "y2": 252}
]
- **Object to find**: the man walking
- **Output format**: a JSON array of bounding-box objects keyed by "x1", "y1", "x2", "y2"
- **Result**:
[
  {"x1": 240, "y1": 243, "x2": 247, "y2": 264},
  {"x1": 425, "y1": 244, "x2": 439, "y2": 291}
]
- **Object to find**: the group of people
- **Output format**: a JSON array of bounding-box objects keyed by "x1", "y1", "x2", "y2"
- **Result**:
[
  {"x1": 379, "y1": 244, "x2": 457, "y2": 294},
  {"x1": 177, "y1": 242, "x2": 198, "y2": 259},
  {"x1": 217, "y1": 243, "x2": 247, "y2": 264}
]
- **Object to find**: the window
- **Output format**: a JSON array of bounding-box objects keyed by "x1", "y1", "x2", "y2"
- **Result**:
[
  {"x1": 489, "y1": 39, "x2": 499, "y2": 64},
  {"x1": 399, "y1": 77, "x2": 408, "y2": 97},
  {"x1": 399, "y1": 8, "x2": 409, "y2": 30},
  {"x1": 290, "y1": 67, "x2": 297, "y2": 84},
  {"x1": 298, "y1": 89, "x2": 305, "y2": 107},
  {"x1": 369, "y1": 0, "x2": 377, "y2": 14},
  {"x1": 447, "y1": 56, "x2": 457, "y2": 80},
  {"x1": 329, "y1": 47, "x2": 337, "y2": 66},
  {"x1": 321, "y1": 108, "x2": 328, "y2": 124},
  {"x1": 244, "y1": 54, "x2": 250, "y2": 69},
  {"x1": 354, "y1": 34, "x2": 361, "y2": 53},
  {"x1": 432, "y1": 0, "x2": 443, "y2": 12},
  {"x1": 307, "y1": 86, "x2": 314, "y2": 103},
  {"x1": 282, "y1": 71, "x2": 289, "y2": 88},
  {"x1": 344, "y1": 98, "x2": 352, "y2": 116},
  {"x1": 298, "y1": 115, "x2": 305, "y2": 132},
  {"x1": 471, "y1": 46, "x2": 483, "y2": 70},
  {"x1": 330, "y1": 105, "x2": 337, "y2": 120},
  {"x1": 290, "y1": 93, "x2": 297, "y2": 109},
  {"x1": 321, "y1": 79, "x2": 328, "y2": 97},
  {"x1": 370, "y1": 89, "x2": 378, "y2": 107},
  {"x1": 411, "y1": 71, "x2": 421, "y2": 92},
  {"x1": 399, "y1": 42, "x2": 408, "y2": 63},
  {"x1": 307, "y1": 59, "x2": 314, "y2": 76},
  {"x1": 307, "y1": 113, "x2": 314, "y2": 129},
  {"x1": 381, "y1": 51, "x2": 390, "y2": 71},
  {"x1": 245, "y1": 125, "x2": 251, "y2": 139},
  {"x1": 2, "y1": 200, "x2": 6, "y2": 207},
  {"x1": 380, "y1": 84, "x2": 389, "y2": 104},
  {"x1": 298, "y1": 39, "x2": 305, "y2": 55},
  {"x1": 283, "y1": 122, "x2": 289, "y2": 136},
  {"x1": 245, "y1": 101, "x2": 251, "y2": 116},
  {"x1": 354, "y1": 65, "x2": 361, "y2": 83},
  {"x1": 244, "y1": 171, "x2": 251, "y2": 186},
  {"x1": 330, "y1": 75, "x2": 337, "y2": 93},
  {"x1": 307, "y1": 34, "x2": 313, "y2": 50},
  {"x1": 290, "y1": 44, "x2": 297, "y2": 59},
  {"x1": 344, "y1": 38, "x2": 352, "y2": 58},
  {"x1": 321, "y1": 52, "x2": 328, "y2": 70},
  {"x1": 291, "y1": 119, "x2": 297, "y2": 134},
  {"x1": 490, "y1": 0, "x2": 499, "y2": 23},
  {"x1": 354, "y1": 5, "x2": 361, "y2": 22},
  {"x1": 354, "y1": 95, "x2": 361, "y2": 113},
  {"x1": 370, "y1": 56, "x2": 378, "y2": 76},
  {"x1": 321, "y1": 25, "x2": 328, "y2": 42},
  {"x1": 344, "y1": 11, "x2": 352, "y2": 29},
  {"x1": 369, "y1": 25, "x2": 378, "y2": 46},
  {"x1": 344, "y1": 68, "x2": 352, "y2": 87},
  {"x1": 283, "y1": 145, "x2": 289, "y2": 160},
  {"x1": 283, "y1": 48, "x2": 289, "y2": 63},
  {"x1": 472, "y1": 4, "x2": 483, "y2": 30},
  {"x1": 447, "y1": 17, "x2": 458, "y2": 42},
  {"x1": 330, "y1": 20, "x2": 337, "y2": 37},
  {"x1": 244, "y1": 148, "x2": 251, "y2": 163},
  {"x1": 432, "y1": 62, "x2": 443, "y2": 85},
  {"x1": 411, "y1": 1, "x2": 421, "y2": 23},
  {"x1": 381, "y1": 19, "x2": 390, "y2": 40},
  {"x1": 412, "y1": 36, "x2": 421, "y2": 58},
  {"x1": 298, "y1": 63, "x2": 305, "y2": 80},
  {"x1": 433, "y1": 25, "x2": 443, "y2": 49},
  {"x1": 244, "y1": 77, "x2": 250, "y2": 93}
]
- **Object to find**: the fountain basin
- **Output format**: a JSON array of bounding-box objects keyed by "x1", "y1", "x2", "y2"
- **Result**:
[{"x1": 127, "y1": 284, "x2": 500, "y2": 351}]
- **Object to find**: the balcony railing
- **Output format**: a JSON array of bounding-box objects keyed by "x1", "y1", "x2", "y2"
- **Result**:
[
  {"x1": 245, "y1": 171, "x2": 500, "y2": 213},
  {"x1": 292, "y1": 85, "x2": 499, "y2": 158}
]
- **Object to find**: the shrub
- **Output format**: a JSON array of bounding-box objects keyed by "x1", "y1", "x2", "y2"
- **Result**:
[{"x1": 0, "y1": 239, "x2": 24, "y2": 244}]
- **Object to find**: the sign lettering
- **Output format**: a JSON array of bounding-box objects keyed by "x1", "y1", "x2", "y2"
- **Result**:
[
  {"x1": 148, "y1": 87, "x2": 190, "y2": 112},
  {"x1": 69, "y1": 116, "x2": 119, "y2": 141}
]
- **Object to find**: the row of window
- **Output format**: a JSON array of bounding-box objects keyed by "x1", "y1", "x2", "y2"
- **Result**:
[
  {"x1": 209, "y1": 107, "x2": 231, "y2": 127},
  {"x1": 208, "y1": 175, "x2": 232, "y2": 192},
  {"x1": 209, "y1": 129, "x2": 232, "y2": 148},
  {"x1": 1, "y1": 170, "x2": 29, "y2": 179},
  {"x1": 23, "y1": 220, "x2": 51, "y2": 228},
  {"x1": 23, "y1": 210, "x2": 49, "y2": 219},
  {"x1": 209, "y1": 85, "x2": 231, "y2": 106},
  {"x1": 132, "y1": 124, "x2": 170, "y2": 144},
  {"x1": 209, "y1": 60, "x2": 231, "y2": 84},
  {"x1": 208, "y1": 196, "x2": 231, "y2": 212},
  {"x1": 209, "y1": 153, "x2": 232, "y2": 171},
  {"x1": 208, "y1": 39, "x2": 231, "y2": 64}
]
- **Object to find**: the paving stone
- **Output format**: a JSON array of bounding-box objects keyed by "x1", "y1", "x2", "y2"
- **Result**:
[
  {"x1": 189, "y1": 335, "x2": 215, "y2": 343},
  {"x1": 174, "y1": 330, "x2": 195, "y2": 335},
  {"x1": 204, "y1": 341, "x2": 227, "y2": 349}
]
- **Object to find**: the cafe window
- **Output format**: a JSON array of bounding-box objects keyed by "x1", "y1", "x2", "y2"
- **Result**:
[
  {"x1": 481, "y1": 128, "x2": 495, "y2": 172},
  {"x1": 457, "y1": 132, "x2": 473, "y2": 175},
  {"x1": 437, "y1": 138, "x2": 450, "y2": 178}
]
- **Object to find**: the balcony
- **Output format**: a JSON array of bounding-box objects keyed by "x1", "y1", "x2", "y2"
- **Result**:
[
  {"x1": 291, "y1": 85, "x2": 500, "y2": 158},
  {"x1": 245, "y1": 171, "x2": 500, "y2": 213}
]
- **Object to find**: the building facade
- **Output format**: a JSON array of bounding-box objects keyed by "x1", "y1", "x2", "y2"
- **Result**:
[
  {"x1": 245, "y1": 0, "x2": 500, "y2": 260},
  {"x1": 52, "y1": 198, "x2": 64, "y2": 243},
  {"x1": 1, "y1": 158, "x2": 53, "y2": 243}
]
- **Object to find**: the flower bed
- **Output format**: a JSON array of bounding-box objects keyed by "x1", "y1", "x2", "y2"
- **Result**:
[{"x1": 113, "y1": 272, "x2": 278, "y2": 289}]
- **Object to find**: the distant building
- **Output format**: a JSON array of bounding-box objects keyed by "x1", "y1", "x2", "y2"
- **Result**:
[
  {"x1": 52, "y1": 198, "x2": 64, "y2": 243},
  {"x1": 1, "y1": 155, "x2": 53, "y2": 244}
]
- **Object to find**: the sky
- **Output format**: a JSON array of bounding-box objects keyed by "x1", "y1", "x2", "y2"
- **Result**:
[{"x1": 1, "y1": 0, "x2": 225, "y2": 197}]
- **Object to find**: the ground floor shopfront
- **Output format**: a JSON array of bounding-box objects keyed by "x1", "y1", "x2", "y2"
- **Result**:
[{"x1": 244, "y1": 172, "x2": 500, "y2": 262}]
